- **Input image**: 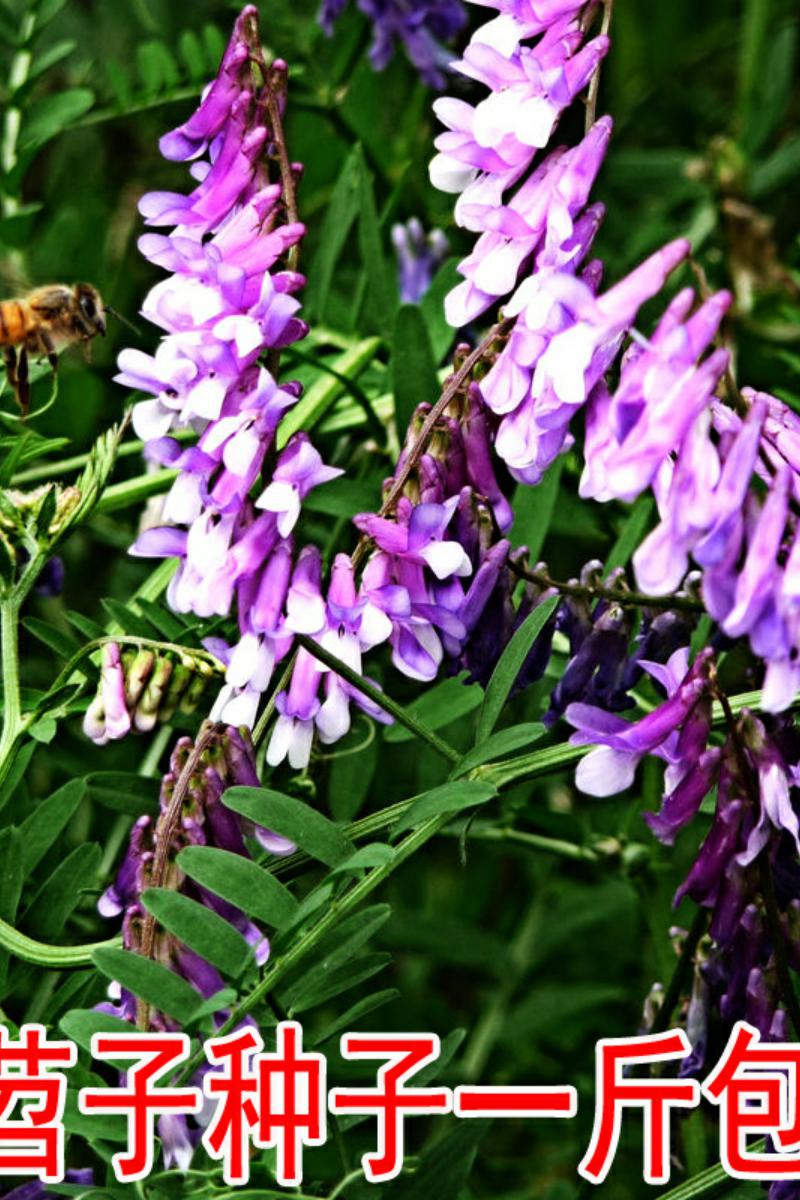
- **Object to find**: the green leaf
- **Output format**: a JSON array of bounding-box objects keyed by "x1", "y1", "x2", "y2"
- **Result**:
[
  {"x1": 64, "y1": 609, "x2": 105, "y2": 641},
  {"x1": 22, "y1": 615, "x2": 80, "y2": 658},
  {"x1": 392, "y1": 304, "x2": 439, "y2": 442},
  {"x1": 357, "y1": 148, "x2": 396, "y2": 334},
  {"x1": 305, "y1": 145, "x2": 362, "y2": 321},
  {"x1": 100, "y1": 597, "x2": 157, "y2": 638},
  {"x1": 476, "y1": 595, "x2": 560, "y2": 741},
  {"x1": 384, "y1": 1116, "x2": 489, "y2": 1200},
  {"x1": 92, "y1": 947, "x2": 202, "y2": 1025},
  {"x1": 739, "y1": 0, "x2": 773, "y2": 144},
  {"x1": 330, "y1": 844, "x2": 396, "y2": 876},
  {"x1": 276, "y1": 337, "x2": 382, "y2": 448},
  {"x1": 744, "y1": 20, "x2": 797, "y2": 153},
  {"x1": 0, "y1": 741, "x2": 35, "y2": 814},
  {"x1": 452, "y1": 723, "x2": 546, "y2": 778},
  {"x1": 177, "y1": 846, "x2": 299, "y2": 930},
  {"x1": 27, "y1": 39, "x2": 77, "y2": 84},
  {"x1": 63, "y1": 1087, "x2": 126, "y2": 1142},
  {"x1": 141, "y1": 888, "x2": 252, "y2": 978},
  {"x1": 751, "y1": 132, "x2": 800, "y2": 197},
  {"x1": 605, "y1": 495, "x2": 653, "y2": 573},
  {"x1": 178, "y1": 29, "x2": 208, "y2": 81},
  {"x1": 314, "y1": 988, "x2": 400, "y2": 1046},
  {"x1": 419, "y1": 258, "x2": 460, "y2": 362},
  {"x1": 303, "y1": 476, "x2": 377, "y2": 519},
  {"x1": 286, "y1": 952, "x2": 391, "y2": 1013},
  {"x1": 20, "y1": 88, "x2": 95, "y2": 151},
  {"x1": 390, "y1": 781, "x2": 497, "y2": 837},
  {"x1": 510, "y1": 457, "x2": 564, "y2": 560},
  {"x1": 18, "y1": 778, "x2": 85, "y2": 876},
  {"x1": 279, "y1": 905, "x2": 392, "y2": 1002},
  {"x1": 136, "y1": 38, "x2": 179, "y2": 97},
  {"x1": 0, "y1": 827, "x2": 23, "y2": 989},
  {"x1": 223, "y1": 787, "x2": 355, "y2": 867},
  {"x1": 34, "y1": 0, "x2": 69, "y2": 30},
  {"x1": 20, "y1": 843, "x2": 100, "y2": 941},
  {"x1": 28, "y1": 715, "x2": 57, "y2": 743},
  {"x1": 60, "y1": 1009, "x2": 141, "y2": 1066},
  {"x1": 329, "y1": 722, "x2": 378, "y2": 823},
  {"x1": 85, "y1": 772, "x2": 159, "y2": 816},
  {"x1": 384, "y1": 673, "x2": 483, "y2": 743}
]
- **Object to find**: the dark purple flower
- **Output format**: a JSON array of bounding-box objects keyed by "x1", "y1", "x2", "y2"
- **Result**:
[{"x1": 320, "y1": 0, "x2": 468, "y2": 88}]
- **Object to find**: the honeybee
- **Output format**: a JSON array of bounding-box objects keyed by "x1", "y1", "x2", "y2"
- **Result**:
[{"x1": 0, "y1": 282, "x2": 107, "y2": 413}]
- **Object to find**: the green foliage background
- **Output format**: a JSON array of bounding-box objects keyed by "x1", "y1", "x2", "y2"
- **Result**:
[{"x1": 0, "y1": 0, "x2": 798, "y2": 1197}]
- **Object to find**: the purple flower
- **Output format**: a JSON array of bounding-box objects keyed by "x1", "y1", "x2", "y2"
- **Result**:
[
  {"x1": 443, "y1": 120, "x2": 614, "y2": 327},
  {"x1": 158, "y1": 7, "x2": 255, "y2": 161},
  {"x1": 431, "y1": 17, "x2": 609, "y2": 203},
  {"x1": 392, "y1": 217, "x2": 449, "y2": 303},
  {"x1": 737, "y1": 713, "x2": 800, "y2": 867},
  {"x1": 566, "y1": 647, "x2": 714, "y2": 797},
  {"x1": 579, "y1": 290, "x2": 731, "y2": 504},
  {"x1": 98, "y1": 727, "x2": 287, "y2": 1030},
  {"x1": 256, "y1": 434, "x2": 343, "y2": 536},
  {"x1": 267, "y1": 646, "x2": 324, "y2": 769},
  {"x1": 356, "y1": 496, "x2": 473, "y2": 581},
  {"x1": 320, "y1": 0, "x2": 468, "y2": 87}
]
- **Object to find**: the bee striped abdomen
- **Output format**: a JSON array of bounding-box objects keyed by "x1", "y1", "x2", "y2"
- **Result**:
[{"x1": 0, "y1": 300, "x2": 33, "y2": 346}]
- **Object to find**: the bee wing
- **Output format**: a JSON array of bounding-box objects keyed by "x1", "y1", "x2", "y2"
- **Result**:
[{"x1": 0, "y1": 258, "x2": 32, "y2": 298}]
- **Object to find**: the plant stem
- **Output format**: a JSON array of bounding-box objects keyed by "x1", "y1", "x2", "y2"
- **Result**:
[
  {"x1": 136, "y1": 722, "x2": 220, "y2": 1030},
  {"x1": 511, "y1": 563, "x2": 705, "y2": 615},
  {"x1": 0, "y1": 915, "x2": 120, "y2": 967},
  {"x1": 441, "y1": 823, "x2": 600, "y2": 863},
  {"x1": 584, "y1": 0, "x2": 614, "y2": 133},
  {"x1": 294, "y1": 633, "x2": 460, "y2": 763},
  {"x1": 179, "y1": 811, "x2": 451, "y2": 1082},
  {"x1": 351, "y1": 318, "x2": 513, "y2": 568},
  {"x1": 650, "y1": 906, "x2": 708, "y2": 1036},
  {"x1": 0, "y1": 596, "x2": 23, "y2": 788}
]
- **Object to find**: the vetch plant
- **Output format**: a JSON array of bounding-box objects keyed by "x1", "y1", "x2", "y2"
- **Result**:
[{"x1": 0, "y1": 0, "x2": 799, "y2": 1195}]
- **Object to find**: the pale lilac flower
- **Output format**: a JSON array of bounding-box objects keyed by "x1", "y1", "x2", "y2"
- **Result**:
[
  {"x1": 256, "y1": 434, "x2": 343, "y2": 536},
  {"x1": 83, "y1": 642, "x2": 131, "y2": 745},
  {"x1": 431, "y1": 19, "x2": 609, "y2": 205},
  {"x1": 443, "y1": 119, "x2": 613, "y2": 326},
  {"x1": 267, "y1": 647, "x2": 324, "y2": 769}
]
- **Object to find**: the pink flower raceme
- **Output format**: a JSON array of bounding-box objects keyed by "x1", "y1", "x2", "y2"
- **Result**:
[
  {"x1": 431, "y1": 16, "x2": 609, "y2": 208},
  {"x1": 118, "y1": 8, "x2": 365, "y2": 751}
]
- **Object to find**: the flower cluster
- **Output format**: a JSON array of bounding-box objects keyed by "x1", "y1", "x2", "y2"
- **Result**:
[
  {"x1": 568, "y1": 650, "x2": 800, "y2": 1060},
  {"x1": 83, "y1": 641, "x2": 219, "y2": 745},
  {"x1": 431, "y1": 2, "x2": 735, "y2": 489},
  {"x1": 98, "y1": 725, "x2": 293, "y2": 1027},
  {"x1": 354, "y1": 382, "x2": 514, "y2": 685},
  {"x1": 97, "y1": 724, "x2": 291, "y2": 1167},
  {"x1": 319, "y1": 0, "x2": 467, "y2": 87},
  {"x1": 117, "y1": 8, "x2": 393, "y2": 768}
]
